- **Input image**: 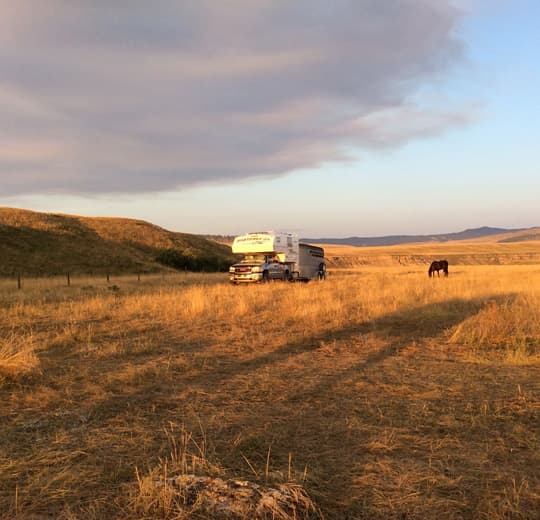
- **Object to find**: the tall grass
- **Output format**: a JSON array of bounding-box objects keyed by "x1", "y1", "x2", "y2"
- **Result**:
[
  {"x1": 450, "y1": 291, "x2": 540, "y2": 363},
  {"x1": 0, "y1": 332, "x2": 40, "y2": 380}
]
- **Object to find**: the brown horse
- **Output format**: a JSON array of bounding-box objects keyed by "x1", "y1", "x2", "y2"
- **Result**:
[{"x1": 428, "y1": 260, "x2": 448, "y2": 277}]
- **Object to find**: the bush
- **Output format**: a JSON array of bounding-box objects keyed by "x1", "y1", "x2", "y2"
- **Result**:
[{"x1": 156, "y1": 249, "x2": 231, "y2": 272}]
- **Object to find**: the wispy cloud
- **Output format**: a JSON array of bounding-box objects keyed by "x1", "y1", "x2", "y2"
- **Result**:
[{"x1": 0, "y1": 0, "x2": 469, "y2": 195}]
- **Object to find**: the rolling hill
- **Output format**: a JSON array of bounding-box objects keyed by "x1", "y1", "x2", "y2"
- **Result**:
[
  {"x1": 303, "y1": 226, "x2": 539, "y2": 246},
  {"x1": 0, "y1": 207, "x2": 235, "y2": 276},
  {"x1": 2, "y1": 208, "x2": 538, "y2": 276},
  {"x1": 311, "y1": 227, "x2": 540, "y2": 268}
]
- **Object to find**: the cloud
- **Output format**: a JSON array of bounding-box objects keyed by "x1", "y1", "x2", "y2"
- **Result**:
[{"x1": 0, "y1": 0, "x2": 469, "y2": 196}]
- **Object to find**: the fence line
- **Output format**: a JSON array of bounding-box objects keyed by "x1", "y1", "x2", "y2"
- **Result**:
[{"x1": 1, "y1": 270, "x2": 227, "y2": 293}]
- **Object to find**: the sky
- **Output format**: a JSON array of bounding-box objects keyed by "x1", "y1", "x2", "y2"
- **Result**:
[{"x1": 0, "y1": 0, "x2": 538, "y2": 238}]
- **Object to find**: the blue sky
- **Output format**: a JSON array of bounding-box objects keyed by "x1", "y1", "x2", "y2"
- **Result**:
[{"x1": 0, "y1": 1, "x2": 538, "y2": 237}]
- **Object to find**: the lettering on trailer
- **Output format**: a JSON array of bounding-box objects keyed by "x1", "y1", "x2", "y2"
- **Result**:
[
  {"x1": 236, "y1": 236, "x2": 269, "y2": 243},
  {"x1": 307, "y1": 249, "x2": 324, "y2": 258},
  {"x1": 235, "y1": 235, "x2": 274, "y2": 246},
  {"x1": 235, "y1": 234, "x2": 296, "y2": 249}
]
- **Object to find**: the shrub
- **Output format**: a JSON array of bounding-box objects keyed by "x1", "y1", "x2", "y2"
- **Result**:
[{"x1": 156, "y1": 249, "x2": 231, "y2": 272}]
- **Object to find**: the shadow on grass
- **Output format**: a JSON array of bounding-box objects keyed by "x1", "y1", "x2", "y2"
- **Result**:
[
  {"x1": 2, "y1": 293, "x2": 521, "y2": 518},
  {"x1": 203, "y1": 293, "x2": 522, "y2": 518},
  {"x1": 171, "y1": 294, "x2": 515, "y2": 391},
  {"x1": 80, "y1": 294, "x2": 517, "y2": 422}
]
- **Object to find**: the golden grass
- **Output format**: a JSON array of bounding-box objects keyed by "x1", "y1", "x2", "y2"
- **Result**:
[
  {"x1": 322, "y1": 240, "x2": 540, "y2": 268},
  {"x1": 0, "y1": 261, "x2": 539, "y2": 518},
  {"x1": 127, "y1": 423, "x2": 319, "y2": 519},
  {"x1": 450, "y1": 292, "x2": 540, "y2": 363},
  {"x1": 0, "y1": 332, "x2": 40, "y2": 379}
]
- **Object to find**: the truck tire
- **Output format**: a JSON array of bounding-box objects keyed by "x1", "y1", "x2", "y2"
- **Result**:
[
  {"x1": 262, "y1": 271, "x2": 270, "y2": 283},
  {"x1": 283, "y1": 270, "x2": 290, "y2": 282}
]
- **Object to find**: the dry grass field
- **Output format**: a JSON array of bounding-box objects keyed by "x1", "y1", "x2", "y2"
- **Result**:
[
  {"x1": 1, "y1": 251, "x2": 540, "y2": 518},
  {"x1": 323, "y1": 241, "x2": 540, "y2": 268}
]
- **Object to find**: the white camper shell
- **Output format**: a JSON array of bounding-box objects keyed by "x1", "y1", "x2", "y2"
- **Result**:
[
  {"x1": 232, "y1": 232, "x2": 299, "y2": 263},
  {"x1": 229, "y1": 231, "x2": 325, "y2": 284}
]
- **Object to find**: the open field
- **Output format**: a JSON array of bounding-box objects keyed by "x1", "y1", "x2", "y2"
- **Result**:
[
  {"x1": 1, "y1": 260, "x2": 540, "y2": 518},
  {"x1": 322, "y1": 241, "x2": 540, "y2": 268}
]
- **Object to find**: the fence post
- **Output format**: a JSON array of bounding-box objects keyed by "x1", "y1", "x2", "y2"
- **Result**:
[
  {"x1": 17, "y1": 272, "x2": 21, "y2": 290},
  {"x1": 137, "y1": 272, "x2": 141, "y2": 282},
  {"x1": 67, "y1": 272, "x2": 71, "y2": 287},
  {"x1": 106, "y1": 272, "x2": 110, "y2": 283}
]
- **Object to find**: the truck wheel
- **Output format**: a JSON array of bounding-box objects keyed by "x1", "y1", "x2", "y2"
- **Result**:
[
  {"x1": 262, "y1": 271, "x2": 270, "y2": 283},
  {"x1": 283, "y1": 270, "x2": 290, "y2": 282}
]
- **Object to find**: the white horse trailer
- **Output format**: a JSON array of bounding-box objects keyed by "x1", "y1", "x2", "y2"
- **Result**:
[{"x1": 296, "y1": 243, "x2": 325, "y2": 281}]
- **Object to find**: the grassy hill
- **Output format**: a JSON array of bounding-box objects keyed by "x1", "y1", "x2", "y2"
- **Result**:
[
  {"x1": 0, "y1": 207, "x2": 235, "y2": 276},
  {"x1": 304, "y1": 226, "x2": 539, "y2": 246},
  {"x1": 497, "y1": 229, "x2": 540, "y2": 243}
]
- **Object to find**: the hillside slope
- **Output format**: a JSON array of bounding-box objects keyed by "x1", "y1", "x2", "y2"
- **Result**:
[
  {"x1": 304, "y1": 226, "x2": 539, "y2": 246},
  {"x1": 0, "y1": 207, "x2": 234, "y2": 276},
  {"x1": 497, "y1": 229, "x2": 540, "y2": 243}
]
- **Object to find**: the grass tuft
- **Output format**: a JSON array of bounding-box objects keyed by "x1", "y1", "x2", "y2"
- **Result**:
[
  {"x1": 450, "y1": 293, "x2": 540, "y2": 363},
  {"x1": 126, "y1": 423, "x2": 319, "y2": 519},
  {"x1": 0, "y1": 333, "x2": 40, "y2": 380}
]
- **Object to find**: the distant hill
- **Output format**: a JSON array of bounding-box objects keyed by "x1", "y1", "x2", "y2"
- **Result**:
[
  {"x1": 498, "y1": 230, "x2": 540, "y2": 243},
  {"x1": 303, "y1": 226, "x2": 539, "y2": 246},
  {"x1": 0, "y1": 207, "x2": 235, "y2": 276}
]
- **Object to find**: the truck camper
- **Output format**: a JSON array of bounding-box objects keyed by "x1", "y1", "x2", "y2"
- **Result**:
[{"x1": 228, "y1": 231, "x2": 325, "y2": 283}]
